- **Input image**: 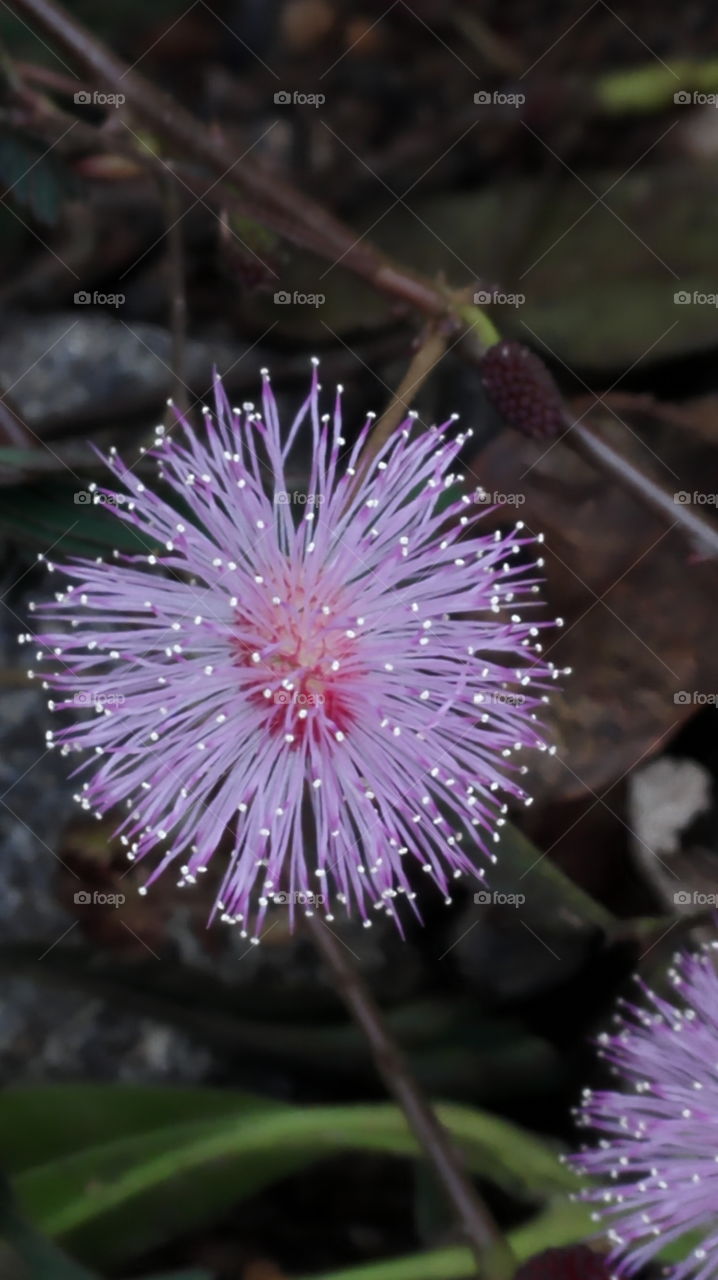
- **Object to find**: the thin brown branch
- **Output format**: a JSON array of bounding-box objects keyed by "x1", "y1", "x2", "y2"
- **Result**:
[
  {"x1": 10, "y1": 0, "x2": 452, "y2": 323},
  {"x1": 161, "y1": 173, "x2": 189, "y2": 417},
  {"x1": 448, "y1": 8, "x2": 523, "y2": 76},
  {"x1": 567, "y1": 416, "x2": 718, "y2": 560},
  {"x1": 306, "y1": 915, "x2": 516, "y2": 1280},
  {"x1": 348, "y1": 324, "x2": 450, "y2": 500},
  {"x1": 10, "y1": 0, "x2": 718, "y2": 566}
]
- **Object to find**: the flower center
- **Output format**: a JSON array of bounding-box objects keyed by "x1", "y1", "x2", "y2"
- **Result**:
[{"x1": 232, "y1": 592, "x2": 359, "y2": 741}]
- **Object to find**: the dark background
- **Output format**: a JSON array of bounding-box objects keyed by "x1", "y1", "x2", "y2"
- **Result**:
[{"x1": 0, "y1": 2, "x2": 716, "y2": 1277}]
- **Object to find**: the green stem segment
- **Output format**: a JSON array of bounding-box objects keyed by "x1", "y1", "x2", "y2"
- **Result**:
[{"x1": 597, "y1": 58, "x2": 718, "y2": 114}]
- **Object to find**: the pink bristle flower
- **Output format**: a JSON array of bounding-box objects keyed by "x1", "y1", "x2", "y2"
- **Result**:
[
  {"x1": 28, "y1": 363, "x2": 560, "y2": 939},
  {"x1": 570, "y1": 945, "x2": 718, "y2": 1280}
]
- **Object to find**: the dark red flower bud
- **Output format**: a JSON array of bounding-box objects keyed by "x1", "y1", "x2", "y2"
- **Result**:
[
  {"x1": 515, "y1": 1246, "x2": 615, "y2": 1280},
  {"x1": 481, "y1": 340, "x2": 565, "y2": 440}
]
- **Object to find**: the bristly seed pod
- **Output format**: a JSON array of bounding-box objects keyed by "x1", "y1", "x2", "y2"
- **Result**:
[{"x1": 481, "y1": 340, "x2": 565, "y2": 441}]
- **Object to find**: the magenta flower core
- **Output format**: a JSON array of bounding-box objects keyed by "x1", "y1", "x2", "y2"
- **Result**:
[
  {"x1": 571, "y1": 945, "x2": 718, "y2": 1280},
  {"x1": 29, "y1": 364, "x2": 559, "y2": 938}
]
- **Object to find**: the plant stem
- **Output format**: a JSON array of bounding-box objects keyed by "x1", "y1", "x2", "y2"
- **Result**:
[
  {"x1": 348, "y1": 323, "x2": 450, "y2": 500},
  {"x1": 10, "y1": 0, "x2": 454, "y2": 323},
  {"x1": 161, "y1": 173, "x2": 188, "y2": 417},
  {"x1": 12, "y1": 0, "x2": 716, "y2": 562},
  {"x1": 306, "y1": 915, "x2": 516, "y2": 1280},
  {"x1": 567, "y1": 416, "x2": 718, "y2": 560},
  {"x1": 596, "y1": 57, "x2": 718, "y2": 114}
]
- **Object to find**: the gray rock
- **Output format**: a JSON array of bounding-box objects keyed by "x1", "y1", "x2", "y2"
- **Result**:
[
  {"x1": 0, "y1": 594, "x2": 215, "y2": 1085},
  {"x1": 0, "y1": 313, "x2": 248, "y2": 427}
]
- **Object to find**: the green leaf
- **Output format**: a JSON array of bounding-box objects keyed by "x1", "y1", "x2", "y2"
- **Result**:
[
  {"x1": 228, "y1": 212, "x2": 279, "y2": 257},
  {"x1": 292, "y1": 1205, "x2": 699, "y2": 1280},
  {"x1": 509, "y1": 1197, "x2": 594, "y2": 1259},
  {"x1": 597, "y1": 58, "x2": 718, "y2": 113},
  {"x1": 138, "y1": 1272, "x2": 213, "y2": 1280},
  {"x1": 0, "y1": 1173, "x2": 98, "y2": 1280},
  {"x1": 0, "y1": 448, "x2": 50, "y2": 468},
  {"x1": 657, "y1": 1229, "x2": 702, "y2": 1266},
  {"x1": 295, "y1": 1197, "x2": 595, "y2": 1280},
  {"x1": 1, "y1": 1084, "x2": 283, "y2": 1176},
  {"x1": 20, "y1": 1103, "x2": 573, "y2": 1234},
  {"x1": 0, "y1": 130, "x2": 76, "y2": 225},
  {"x1": 0, "y1": 945, "x2": 561, "y2": 1102},
  {"x1": 492, "y1": 822, "x2": 616, "y2": 933},
  {"x1": 0, "y1": 482, "x2": 156, "y2": 557},
  {"x1": 5, "y1": 1087, "x2": 573, "y2": 1267}
]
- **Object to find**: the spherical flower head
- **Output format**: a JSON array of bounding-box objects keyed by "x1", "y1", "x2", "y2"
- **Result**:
[
  {"x1": 29, "y1": 363, "x2": 560, "y2": 939},
  {"x1": 516, "y1": 1246, "x2": 616, "y2": 1280},
  {"x1": 571, "y1": 946, "x2": 718, "y2": 1280}
]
